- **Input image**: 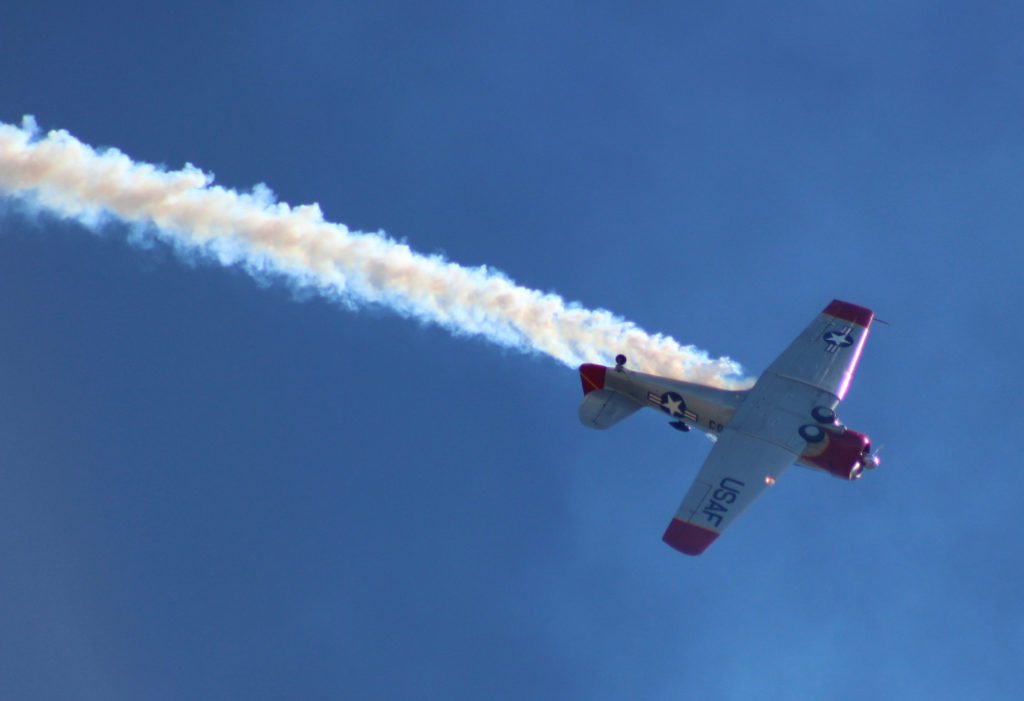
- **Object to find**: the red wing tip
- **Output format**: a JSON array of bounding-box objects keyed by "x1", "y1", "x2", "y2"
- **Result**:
[
  {"x1": 824, "y1": 299, "x2": 874, "y2": 328},
  {"x1": 579, "y1": 363, "x2": 606, "y2": 396},
  {"x1": 662, "y1": 518, "x2": 719, "y2": 556}
]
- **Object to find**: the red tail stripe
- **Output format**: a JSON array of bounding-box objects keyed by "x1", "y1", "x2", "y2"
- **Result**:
[{"x1": 579, "y1": 364, "x2": 606, "y2": 396}]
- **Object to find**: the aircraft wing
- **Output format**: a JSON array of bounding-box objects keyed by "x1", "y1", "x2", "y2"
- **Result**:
[
  {"x1": 662, "y1": 300, "x2": 876, "y2": 555},
  {"x1": 662, "y1": 427, "x2": 795, "y2": 555},
  {"x1": 764, "y1": 299, "x2": 874, "y2": 400}
]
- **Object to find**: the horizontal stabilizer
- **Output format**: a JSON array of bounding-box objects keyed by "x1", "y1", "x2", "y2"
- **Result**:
[{"x1": 578, "y1": 388, "x2": 643, "y2": 430}]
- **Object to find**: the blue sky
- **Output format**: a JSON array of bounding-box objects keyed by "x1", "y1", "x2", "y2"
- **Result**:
[{"x1": 2, "y1": 2, "x2": 1023, "y2": 699}]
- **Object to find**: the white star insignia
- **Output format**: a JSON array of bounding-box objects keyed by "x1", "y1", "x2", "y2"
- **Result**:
[
  {"x1": 824, "y1": 331, "x2": 852, "y2": 346},
  {"x1": 663, "y1": 396, "x2": 683, "y2": 416}
]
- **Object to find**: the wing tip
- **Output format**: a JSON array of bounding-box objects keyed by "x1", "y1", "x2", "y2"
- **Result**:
[
  {"x1": 662, "y1": 518, "x2": 719, "y2": 556},
  {"x1": 824, "y1": 299, "x2": 874, "y2": 328}
]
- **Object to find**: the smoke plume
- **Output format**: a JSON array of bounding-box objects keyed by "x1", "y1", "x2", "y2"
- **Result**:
[{"x1": 0, "y1": 117, "x2": 747, "y2": 387}]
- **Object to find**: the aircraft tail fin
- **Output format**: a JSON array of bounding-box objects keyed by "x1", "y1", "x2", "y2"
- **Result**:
[{"x1": 578, "y1": 364, "x2": 643, "y2": 429}]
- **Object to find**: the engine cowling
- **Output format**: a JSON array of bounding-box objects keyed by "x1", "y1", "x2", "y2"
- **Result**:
[{"x1": 798, "y1": 426, "x2": 874, "y2": 480}]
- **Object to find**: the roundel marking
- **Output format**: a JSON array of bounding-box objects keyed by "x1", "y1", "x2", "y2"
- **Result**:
[
  {"x1": 823, "y1": 330, "x2": 854, "y2": 348},
  {"x1": 658, "y1": 392, "x2": 687, "y2": 418},
  {"x1": 799, "y1": 424, "x2": 826, "y2": 443}
]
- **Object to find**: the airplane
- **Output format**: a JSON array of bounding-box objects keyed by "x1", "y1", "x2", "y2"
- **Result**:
[{"x1": 577, "y1": 299, "x2": 879, "y2": 556}]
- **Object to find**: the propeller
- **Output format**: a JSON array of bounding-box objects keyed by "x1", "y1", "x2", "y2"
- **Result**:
[{"x1": 863, "y1": 443, "x2": 883, "y2": 469}]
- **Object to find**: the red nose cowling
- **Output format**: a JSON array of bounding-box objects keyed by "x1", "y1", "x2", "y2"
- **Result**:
[{"x1": 802, "y1": 428, "x2": 872, "y2": 480}]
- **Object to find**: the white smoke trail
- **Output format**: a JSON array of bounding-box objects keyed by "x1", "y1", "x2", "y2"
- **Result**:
[{"x1": 0, "y1": 117, "x2": 748, "y2": 387}]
